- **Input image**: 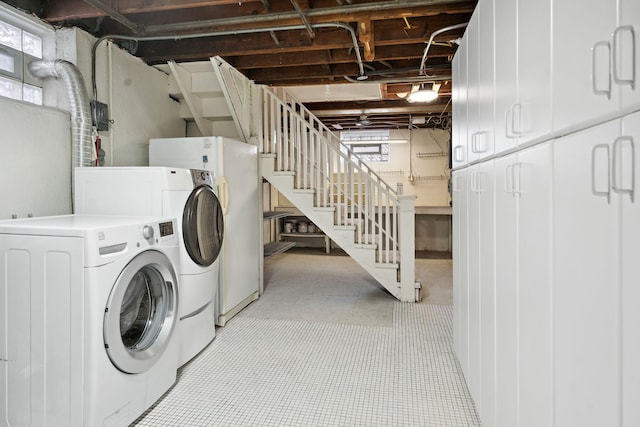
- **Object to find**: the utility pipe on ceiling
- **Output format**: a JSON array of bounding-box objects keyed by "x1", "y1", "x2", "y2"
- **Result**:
[
  {"x1": 142, "y1": 0, "x2": 466, "y2": 34},
  {"x1": 81, "y1": 0, "x2": 143, "y2": 34},
  {"x1": 419, "y1": 22, "x2": 468, "y2": 75},
  {"x1": 90, "y1": 22, "x2": 366, "y2": 101},
  {"x1": 343, "y1": 74, "x2": 452, "y2": 84}
]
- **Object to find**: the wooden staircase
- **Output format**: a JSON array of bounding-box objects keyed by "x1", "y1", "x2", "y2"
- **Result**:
[{"x1": 166, "y1": 56, "x2": 420, "y2": 302}]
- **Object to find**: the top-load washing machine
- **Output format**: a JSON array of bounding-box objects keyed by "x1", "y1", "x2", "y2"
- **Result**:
[
  {"x1": 0, "y1": 214, "x2": 179, "y2": 427},
  {"x1": 74, "y1": 167, "x2": 224, "y2": 366}
]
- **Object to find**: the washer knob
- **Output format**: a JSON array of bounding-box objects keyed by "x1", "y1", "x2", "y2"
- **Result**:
[{"x1": 142, "y1": 225, "x2": 155, "y2": 239}]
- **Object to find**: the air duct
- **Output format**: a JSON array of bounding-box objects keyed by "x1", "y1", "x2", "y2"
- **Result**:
[{"x1": 28, "y1": 60, "x2": 94, "y2": 168}]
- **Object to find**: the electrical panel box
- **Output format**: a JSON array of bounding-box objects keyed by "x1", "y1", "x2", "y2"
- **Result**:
[{"x1": 91, "y1": 101, "x2": 109, "y2": 131}]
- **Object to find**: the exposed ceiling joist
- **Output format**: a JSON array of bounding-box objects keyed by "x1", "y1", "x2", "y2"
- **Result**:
[{"x1": 25, "y1": 0, "x2": 478, "y2": 129}]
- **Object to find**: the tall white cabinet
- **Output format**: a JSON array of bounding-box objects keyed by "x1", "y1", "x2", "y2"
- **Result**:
[{"x1": 452, "y1": 0, "x2": 639, "y2": 426}]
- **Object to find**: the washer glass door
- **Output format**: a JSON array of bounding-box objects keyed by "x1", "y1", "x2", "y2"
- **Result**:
[
  {"x1": 104, "y1": 250, "x2": 178, "y2": 374},
  {"x1": 182, "y1": 185, "x2": 224, "y2": 266}
]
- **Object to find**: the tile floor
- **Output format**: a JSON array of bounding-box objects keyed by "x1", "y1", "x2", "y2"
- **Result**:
[{"x1": 132, "y1": 250, "x2": 480, "y2": 427}]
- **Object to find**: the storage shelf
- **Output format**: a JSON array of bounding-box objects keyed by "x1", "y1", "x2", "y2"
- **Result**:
[
  {"x1": 263, "y1": 211, "x2": 292, "y2": 220},
  {"x1": 264, "y1": 241, "x2": 296, "y2": 259},
  {"x1": 280, "y1": 232, "x2": 326, "y2": 238}
]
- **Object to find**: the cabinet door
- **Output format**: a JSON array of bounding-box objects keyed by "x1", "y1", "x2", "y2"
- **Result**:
[
  {"x1": 493, "y1": 0, "x2": 518, "y2": 155},
  {"x1": 478, "y1": 159, "x2": 496, "y2": 426},
  {"x1": 494, "y1": 153, "x2": 518, "y2": 427},
  {"x1": 516, "y1": 141, "x2": 553, "y2": 427},
  {"x1": 466, "y1": 10, "x2": 482, "y2": 164},
  {"x1": 553, "y1": 120, "x2": 621, "y2": 427},
  {"x1": 477, "y1": 0, "x2": 495, "y2": 161},
  {"x1": 452, "y1": 39, "x2": 469, "y2": 168},
  {"x1": 518, "y1": 0, "x2": 552, "y2": 145},
  {"x1": 553, "y1": 0, "x2": 619, "y2": 134},
  {"x1": 621, "y1": 112, "x2": 640, "y2": 426},
  {"x1": 617, "y1": 1, "x2": 640, "y2": 113},
  {"x1": 467, "y1": 164, "x2": 482, "y2": 402},
  {"x1": 452, "y1": 169, "x2": 469, "y2": 366}
]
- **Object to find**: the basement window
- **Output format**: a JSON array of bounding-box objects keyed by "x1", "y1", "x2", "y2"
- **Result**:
[
  {"x1": 0, "y1": 17, "x2": 43, "y2": 105},
  {"x1": 340, "y1": 130, "x2": 391, "y2": 163}
]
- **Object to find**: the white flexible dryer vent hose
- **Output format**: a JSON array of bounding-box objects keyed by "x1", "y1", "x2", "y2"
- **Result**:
[{"x1": 28, "y1": 60, "x2": 94, "y2": 168}]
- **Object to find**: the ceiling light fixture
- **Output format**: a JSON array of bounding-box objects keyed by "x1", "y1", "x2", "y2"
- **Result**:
[
  {"x1": 407, "y1": 82, "x2": 441, "y2": 103},
  {"x1": 342, "y1": 139, "x2": 408, "y2": 144}
]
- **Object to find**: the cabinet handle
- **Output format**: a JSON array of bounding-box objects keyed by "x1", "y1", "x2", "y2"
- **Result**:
[
  {"x1": 471, "y1": 172, "x2": 483, "y2": 193},
  {"x1": 471, "y1": 131, "x2": 487, "y2": 154},
  {"x1": 592, "y1": 41, "x2": 612, "y2": 99},
  {"x1": 452, "y1": 175, "x2": 463, "y2": 193},
  {"x1": 612, "y1": 136, "x2": 635, "y2": 202},
  {"x1": 505, "y1": 106, "x2": 515, "y2": 139},
  {"x1": 505, "y1": 164, "x2": 514, "y2": 195},
  {"x1": 454, "y1": 145, "x2": 465, "y2": 162},
  {"x1": 613, "y1": 25, "x2": 636, "y2": 90},
  {"x1": 513, "y1": 162, "x2": 523, "y2": 197},
  {"x1": 591, "y1": 144, "x2": 611, "y2": 204},
  {"x1": 512, "y1": 104, "x2": 523, "y2": 136}
]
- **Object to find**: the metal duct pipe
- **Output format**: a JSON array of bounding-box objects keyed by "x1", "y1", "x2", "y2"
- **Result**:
[
  {"x1": 29, "y1": 60, "x2": 94, "y2": 168},
  {"x1": 419, "y1": 22, "x2": 468, "y2": 75}
]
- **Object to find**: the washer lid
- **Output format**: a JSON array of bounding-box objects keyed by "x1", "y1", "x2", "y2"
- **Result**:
[
  {"x1": 104, "y1": 250, "x2": 178, "y2": 374},
  {"x1": 182, "y1": 185, "x2": 224, "y2": 267}
]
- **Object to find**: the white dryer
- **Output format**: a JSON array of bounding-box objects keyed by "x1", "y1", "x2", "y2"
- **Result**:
[
  {"x1": 150, "y1": 136, "x2": 261, "y2": 326},
  {"x1": 74, "y1": 167, "x2": 224, "y2": 367},
  {"x1": 0, "y1": 215, "x2": 179, "y2": 427}
]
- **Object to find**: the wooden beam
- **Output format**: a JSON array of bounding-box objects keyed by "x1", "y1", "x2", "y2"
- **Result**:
[
  {"x1": 358, "y1": 20, "x2": 375, "y2": 61},
  {"x1": 43, "y1": 0, "x2": 263, "y2": 21}
]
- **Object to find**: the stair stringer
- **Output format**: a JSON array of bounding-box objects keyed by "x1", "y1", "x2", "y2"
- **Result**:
[{"x1": 263, "y1": 157, "x2": 401, "y2": 299}]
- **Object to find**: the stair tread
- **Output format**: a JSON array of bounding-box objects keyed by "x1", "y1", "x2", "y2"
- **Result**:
[{"x1": 375, "y1": 262, "x2": 399, "y2": 269}]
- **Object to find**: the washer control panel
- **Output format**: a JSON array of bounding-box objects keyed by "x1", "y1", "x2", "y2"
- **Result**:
[{"x1": 137, "y1": 219, "x2": 177, "y2": 245}]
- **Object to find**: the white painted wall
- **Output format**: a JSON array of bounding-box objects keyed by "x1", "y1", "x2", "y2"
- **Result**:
[
  {"x1": 364, "y1": 128, "x2": 452, "y2": 252},
  {"x1": 372, "y1": 128, "x2": 451, "y2": 207},
  {"x1": 0, "y1": 8, "x2": 185, "y2": 219},
  {"x1": 63, "y1": 28, "x2": 184, "y2": 166},
  {"x1": 0, "y1": 99, "x2": 72, "y2": 219}
]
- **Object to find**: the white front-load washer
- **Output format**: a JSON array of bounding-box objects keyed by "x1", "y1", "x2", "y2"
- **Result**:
[
  {"x1": 0, "y1": 214, "x2": 179, "y2": 427},
  {"x1": 74, "y1": 167, "x2": 224, "y2": 367}
]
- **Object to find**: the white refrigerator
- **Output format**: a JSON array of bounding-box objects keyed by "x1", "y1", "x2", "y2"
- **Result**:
[{"x1": 149, "y1": 136, "x2": 261, "y2": 326}]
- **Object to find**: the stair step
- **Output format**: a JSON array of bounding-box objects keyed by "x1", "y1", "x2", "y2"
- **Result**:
[
  {"x1": 314, "y1": 206, "x2": 336, "y2": 212},
  {"x1": 261, "y1": 153, "x2": 276, "y2": 158},
  {"x1": 354, "y1": 243, "x2": 377, "y2": 250},
  {"x1": 334, "y1": 225, "x2": 356, "y2": 231},
  {"x1": 375, "y1": 262, "x2": 399, "y2": 270},
  {"x1": 273, "y1": 171, "x2": 295, "y2": 176},
  {"x1": 293, "y1": 188, "x2": 315, "y2": 194},
  {"x1": 376, "y1": 250, "x2": 401, "y2": 263}
]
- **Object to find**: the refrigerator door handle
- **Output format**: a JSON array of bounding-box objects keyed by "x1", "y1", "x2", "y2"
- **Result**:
[{"x1": 217, "y1": 175, "x2": 230, "y2": 214}]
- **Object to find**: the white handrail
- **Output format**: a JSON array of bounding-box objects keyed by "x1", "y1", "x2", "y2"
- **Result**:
[{"x1": 261, "y1": 86, "x2": 402, "y2": 265}]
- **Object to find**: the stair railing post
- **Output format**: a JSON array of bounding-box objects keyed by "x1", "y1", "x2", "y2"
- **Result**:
[{"x1": 398, "y1": 195, "x2": 418, "y2": 302}]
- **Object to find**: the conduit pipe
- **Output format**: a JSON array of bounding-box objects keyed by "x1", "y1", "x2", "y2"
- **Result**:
[
  {"x1": 28, "y1": 60, "x2": 94, "y2": 168},
  {"x1": 91, "y1": 22, "x2": 366, "y2": 100},
  {"x1": 419, "y1": 22, "x2": 468, "y2": 75}
]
